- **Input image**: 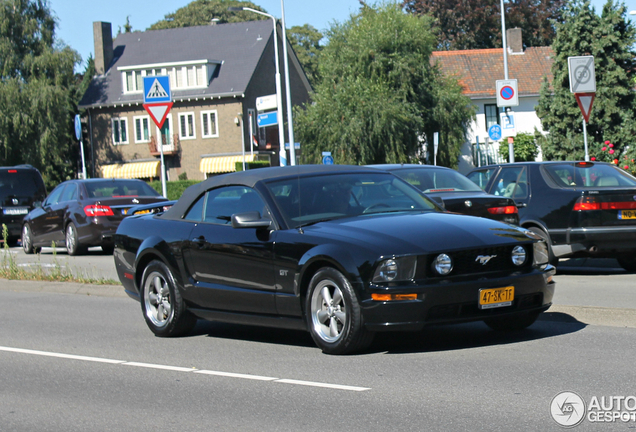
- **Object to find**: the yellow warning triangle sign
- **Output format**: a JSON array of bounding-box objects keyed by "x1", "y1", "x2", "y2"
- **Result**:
[{"x1": 575, "y1": 93, "x2": 595, "y2": 123}]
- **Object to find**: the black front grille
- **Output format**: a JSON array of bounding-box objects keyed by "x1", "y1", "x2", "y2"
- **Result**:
[
  {"x1": 427, "y1": 293, "x2": 543, "y2": 321},
  {"x1": 418, "y1": 245, "x2": 532, "y2": 279}
]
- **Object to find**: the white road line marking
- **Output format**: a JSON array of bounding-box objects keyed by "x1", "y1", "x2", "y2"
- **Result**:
[
  {"x1": 194, "y1": 370, "x2": 277, "y2": 381},
  {"x1": 275, "y1": 379, "x2": 371, "y2": 392},
  {"x1": 0, "y1": 345, "x2": 370, "y2": 391},
  {"x1": 0, "y1": 346, "x2": 125, "y2": 364}
]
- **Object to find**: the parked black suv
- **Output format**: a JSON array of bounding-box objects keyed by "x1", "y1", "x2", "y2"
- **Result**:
[
  {"x1": 467, "y1": 161, "x2": 636, "y2": 271},
  {"x1": 0, "y1": 165, "x2": 47, "y2": 246}
]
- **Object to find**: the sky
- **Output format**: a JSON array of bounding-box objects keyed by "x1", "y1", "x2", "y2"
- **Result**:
[
  {"x1": 50, "y1": 0, "x2": 363, "y2": 71},
  {"x1": 51, "y1": 0, "x2": 629, "y2": 72}
]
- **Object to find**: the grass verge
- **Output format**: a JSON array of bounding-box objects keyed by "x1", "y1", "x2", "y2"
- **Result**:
[{"x1": 1, "y1": 224, "x2": 121, "y2": 285}]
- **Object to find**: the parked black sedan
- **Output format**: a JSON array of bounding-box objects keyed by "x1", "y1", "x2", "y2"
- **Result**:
[
  {"x1": 370, "y1": 164, "x2": 519, "y2": 225},
  {"x1": 114, "y1": 165, "x2": 554, "y2": 355},
  {"x1": 467, "y1": 161, "x2": 636, "y2": 270},
  {"x1": 1, "y1": 165, "x2": 46, "y2": 246},
  {"x1": 22, "y1": 178, "x2": 167, "y2": 255}
]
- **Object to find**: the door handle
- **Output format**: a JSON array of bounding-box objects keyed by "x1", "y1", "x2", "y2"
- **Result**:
[
  {"x1": 192, "y1": 236, "x2": 206, "y2": 245},
  {"x1": 516, "y1": 202, "x2": 527, "y2": 208}
]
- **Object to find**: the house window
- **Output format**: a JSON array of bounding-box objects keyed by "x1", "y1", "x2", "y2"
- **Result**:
[
  {"x1": 112, "y1": 117, "x2": 129, "y2": 145},
  {"x1": 485, "y1": 104, "x2": 500, "y2": 131},
  {"x1": 179, "y1": 112, "x2": 196, "y2": 140},
  {"x1": 201, "y1": 110, "x2": 218, "y2": 138},
  {"x1": 134, "y1": 116, "x2": 150, "y2": 143},
  {"x1": 156, "y1": 114, "x2": 173, "y2": 147}
]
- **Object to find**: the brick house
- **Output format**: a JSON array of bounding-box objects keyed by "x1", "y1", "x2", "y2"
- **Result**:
[
  {"x1": 431, "y1": 29, "x2": 554, "y2": 173},
  {"x1": 79, "y1": 20, "x2": 312, "y2": 181}
]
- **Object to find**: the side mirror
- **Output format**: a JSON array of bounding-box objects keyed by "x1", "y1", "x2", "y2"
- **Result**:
[{"x1": 231, "y1": 211, "x2": 272, "y2": 229}]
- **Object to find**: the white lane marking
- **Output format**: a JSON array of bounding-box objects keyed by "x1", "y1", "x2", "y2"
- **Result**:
[
  {"x1": 194, "y1": 370, "x2": 277, "y2": 381},
  {"x1": 0, "y1": 346, "x2": 125, "y2": 364},
  {"x1": 0, "y1": 345, "x2": 370, "y2": 392},
  {"x1": 275, "y1": 379, "x2": 371, "y2": 392}
]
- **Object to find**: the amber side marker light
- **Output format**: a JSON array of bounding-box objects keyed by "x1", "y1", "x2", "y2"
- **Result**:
[{"x1": 371, "y1": 293, "x2": 418, "y2": 301}]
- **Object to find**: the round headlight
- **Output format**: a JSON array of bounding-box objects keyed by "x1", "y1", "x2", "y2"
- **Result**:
[
  {"x1": 433, "y1": 254, "x2": 453, "y2": 275},
  {"x1": 511, "y1": 245, "x2": 527, "y2": 266},
  {"x1": 376, "y1": 259, "x2": 398, "y2": 281}
]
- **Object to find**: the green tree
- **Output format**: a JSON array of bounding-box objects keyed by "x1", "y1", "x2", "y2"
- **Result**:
[
  {"x1": 536, "y1": 0, "x2": 636, "y2": 162},
  {"x1": 148, "y1": 0, "x2": 267, "y2": 29},
  {"x1": 403, "y1": 0, "x2": 566, "y2": 50},
  {"x1": 287, "y1": 24, "x2": 322, "y2": 87},
  {"x1": 498, "y1": 132, "x2": 539, "y2": 162},
  {"x1": 295, "y1": 3, "x2": 474, "y2": 167},
  {"x1": 0, "y1": 0, "x2": 81, "y2": 188}
]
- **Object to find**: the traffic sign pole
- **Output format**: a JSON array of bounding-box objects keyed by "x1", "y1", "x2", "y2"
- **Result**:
[
  {"x1": 143, "y1": 76, "x2": 172, "y2": 198},
  {"x1": 74, "y1": 114, "x2": 87, "y2": 179}
]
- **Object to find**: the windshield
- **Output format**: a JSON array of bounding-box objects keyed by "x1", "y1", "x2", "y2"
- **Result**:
[
  {"x1": 0, "y1": 170, "x2": 45, "y2": 201},
  {"x1": 393, "y1": 168, "x2": 483, "y2": 193},
  {"x1": 265, "y1": 172, "x2": 440, "y2": 228},
  {"x1": 84, "y1": 180, "x2": 160, "y2": 198},
  {"x1": 543, "y1": 162, "x2": 636, "y2": 188}
]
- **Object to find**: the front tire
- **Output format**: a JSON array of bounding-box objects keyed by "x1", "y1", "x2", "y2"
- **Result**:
[
  {"x1": 22, "y1": 224, "x2": 41, "y2": 254},
  {"x1": 140, "y1": 260, "x2": 196, "y2": 337},
  {"x1": 484, "y1": 311, "x2": 540, "y2": 331},
  {"x1": 305, "y1": 267, "x2": 374, "y2": 355}
]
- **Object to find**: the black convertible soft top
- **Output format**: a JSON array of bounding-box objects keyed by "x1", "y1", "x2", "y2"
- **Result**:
[{"x1": 161, "y1": 164, "x2": 386, "y2": 220}]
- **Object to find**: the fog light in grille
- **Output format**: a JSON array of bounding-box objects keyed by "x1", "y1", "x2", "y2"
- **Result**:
[
  {"x1": 433, "y1": 254, "x2": 453, "y2": 275},
  {"x1": 511, "y1": 245, "x2": 527, "y2": 266}
]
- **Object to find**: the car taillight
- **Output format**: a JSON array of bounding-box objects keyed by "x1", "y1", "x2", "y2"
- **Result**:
[
  {"x1": 8, "y1": 169, "x2": 17, "y2": 173},
  {"x1": 84, "y1": 204, "x2": 114, "y2": 216},
  {"x1": 573, "y1": 196, "x2": 636, "y2": 211},
  {"x1": 487, "y1": 205, "x2": 518, "y2": 215}
]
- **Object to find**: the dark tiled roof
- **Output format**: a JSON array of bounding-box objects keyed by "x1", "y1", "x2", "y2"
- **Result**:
[
  {"x1": 79, "y1": 21, "x2": 274, "y2": 108},
  {"x1": 431, "y1": 47, "x2": 554, "y2": 99}
]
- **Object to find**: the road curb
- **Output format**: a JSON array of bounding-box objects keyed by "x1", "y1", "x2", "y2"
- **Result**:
[
  {"x1": 540, "y1": 305, "x2": 636, "y2": 328},
  {"x1": 0, "y1": 279, "x2": 125, "y2": 297}
]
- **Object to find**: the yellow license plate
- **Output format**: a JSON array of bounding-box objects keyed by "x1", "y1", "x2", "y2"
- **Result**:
[
  {"x1": 134, "y1": 209, "x2": 152, "y2": 214},
  {"x1": 479, "y1": 286, "x2": 514, "y2": 309},
  {"x1": 619, "y1": 210, "x2": 636, "y2": 219}
]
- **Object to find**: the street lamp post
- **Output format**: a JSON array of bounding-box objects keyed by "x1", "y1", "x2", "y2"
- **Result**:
[
  {"x1": 280, "y1": 0, "x2": 296, "y2": 165},
  {"x1": 229, "y1": 7, "x2": 286, "y2": 166}
]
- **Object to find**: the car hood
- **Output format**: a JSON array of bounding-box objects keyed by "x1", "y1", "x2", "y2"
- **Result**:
[{"x1": 301, "y1": 211, "x2": 530, "y2": 254}]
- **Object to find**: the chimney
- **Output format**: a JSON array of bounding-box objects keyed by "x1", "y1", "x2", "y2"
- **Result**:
[
  {"x1": 93, "y1": 22, "x2": 113, "y2": 75},
  {"x1": 507, "y1": 28, "x2": 523, "y2": 54}
]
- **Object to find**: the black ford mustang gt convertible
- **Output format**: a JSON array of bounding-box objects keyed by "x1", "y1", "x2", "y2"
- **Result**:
[{"x1": 114, "y1": 165, "x2": 555, "y2": 354}]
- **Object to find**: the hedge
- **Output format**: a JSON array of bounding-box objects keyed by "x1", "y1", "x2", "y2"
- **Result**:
[{"x1": 148, "y1": 180, "x2": 200, "y2": 200}]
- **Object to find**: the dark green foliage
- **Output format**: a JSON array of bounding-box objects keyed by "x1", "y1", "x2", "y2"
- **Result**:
[
  {"x1": 148, "y1": 180, "x2": 200, "y2": 200},
  {"x1": 234, "y1": 160, "x2": 270, "y2": 171},
  {"x1": 148, "y1": 0, "x2": 267, "y2": 29},
  {"x1": 403, "y1": 0, "x2": 566, "y2": 50},
  {"x1": 178, "y1": 171, "x2": 188, "y2": 181},
  {"x1": 536, "y1": 0, "x2": 636, "y2": 162},
  {"x1": 498, "y1": 132, "x2": 539, "y2": 162},
  {"x1": 294, "y1": 4, "x2": 474, "y2": 168},
  {"x1": 0, "y1": 0, "x2": 81, "y2": 190},
  {"x1": 287, "y1": 24, "x2": 323, "y2": 87}
]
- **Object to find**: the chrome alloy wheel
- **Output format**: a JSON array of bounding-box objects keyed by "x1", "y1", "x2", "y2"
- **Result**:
[
  {"x1": 143, "y1": 271, "x2": 173, "y2": 329},
  {"x1": 65, "y1": 224, "x2": 76, "y2": 254},
  {"x1": 22, "y1": 225, "x2": 32, "y2": 251},
  {"x1": 310, "y1": 279, "x2": 347, "y2": 343}
]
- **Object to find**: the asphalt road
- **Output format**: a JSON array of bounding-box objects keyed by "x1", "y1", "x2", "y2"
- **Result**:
[{"x1": 2, "y1": 248, "x2": 636, "y2": 430}]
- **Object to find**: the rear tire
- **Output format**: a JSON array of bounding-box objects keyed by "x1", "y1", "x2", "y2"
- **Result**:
[
  {"x1": 528, "y1": 227, "x2": 558, "y2": 267},
  {"x1": 65, "y1": 223, "x2": 86, "y2": 256},
  {"x1": 22, "y1": 224, "x2": 41, "y2": 254},
  {"x1": 484, "y1": 311, "x2": 540, "y2": 331},
  {"x1": 140, "y1": 260, "x2": 196, "y2": 337},
  {"x1": 305, "y1": 267, "x2": 374, "y2": 355}
]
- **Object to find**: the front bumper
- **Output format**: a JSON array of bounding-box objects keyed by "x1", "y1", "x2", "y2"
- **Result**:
[{"x1": 361, "y1": 266, "x2": 555, "y2": 331}]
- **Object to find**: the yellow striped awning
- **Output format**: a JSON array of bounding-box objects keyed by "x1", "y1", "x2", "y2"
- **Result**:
[
  {"x1": 200, "y1": 155, "x2": 255, "y2": 174},
  {"x1": 101, "y1": 161, "x2": 161, "y2": 179}
]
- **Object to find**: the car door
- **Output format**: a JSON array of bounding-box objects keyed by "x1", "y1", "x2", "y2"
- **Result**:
[
  {"x1": 30, "y1": 184, "x2": 67, "y2": 244},
  {"x1": 182, "y1": 185, "x2": 277, "y2": 314}
]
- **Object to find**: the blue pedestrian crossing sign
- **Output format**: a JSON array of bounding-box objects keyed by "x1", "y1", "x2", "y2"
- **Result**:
[
  {"x1": 143, "y1": 76, "x2": 171, "y2": 103},
  {"x1": 488, "y1": 124, "x2": 503, "y2": 141}
]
